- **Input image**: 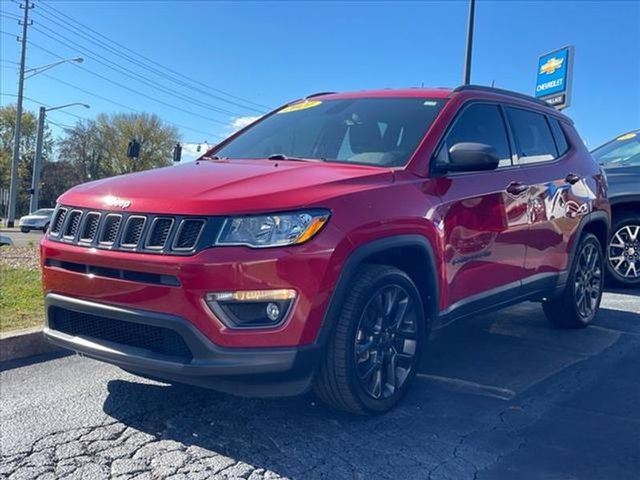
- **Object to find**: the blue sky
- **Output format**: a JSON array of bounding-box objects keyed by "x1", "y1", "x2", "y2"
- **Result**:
[{"x1": 1, "y1": 0, "x2": 639, "y2": 161}]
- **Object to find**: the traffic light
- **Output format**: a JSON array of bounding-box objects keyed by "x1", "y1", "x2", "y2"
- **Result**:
[
  {"x1": 173, "y1": 143, "x2": 182, "y2": 162},
  {"x1": 127, "y1": 139, "x2": 141, "y2": 158}
]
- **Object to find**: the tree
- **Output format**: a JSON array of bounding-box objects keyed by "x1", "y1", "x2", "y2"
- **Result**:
[
  {"x1": 0, "y1": 105, "x2": 53, "y2": 217},
  {"x1": 58, "y1": 112, "x2": 179, "y2": 181}
]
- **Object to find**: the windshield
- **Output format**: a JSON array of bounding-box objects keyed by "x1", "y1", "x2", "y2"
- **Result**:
[
  {"x1": 591, "y1": 131, "x2": 640, "y2": 167},
  {"x1": 214, "y1": 97, "x2": 445, "y2": 167},
  {"x1": 33, "y1": 209, "x2": 53, "y2": 215}
]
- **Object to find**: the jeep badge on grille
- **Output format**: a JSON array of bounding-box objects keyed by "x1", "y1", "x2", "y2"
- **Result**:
[{"x1": 104, "y1": 196, "x2": 131, "y2": 209}]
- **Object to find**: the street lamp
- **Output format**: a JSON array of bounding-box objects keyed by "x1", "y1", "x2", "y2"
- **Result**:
[
  {"x1": 24, "y1": 57, "x2": 84, "y2": 79},
  {"x1": 29, "y1": 103, "x2": 90, "y2": 213},
  {"x1": 6, "y1": 54, "x2": 83, "y2": 227}
]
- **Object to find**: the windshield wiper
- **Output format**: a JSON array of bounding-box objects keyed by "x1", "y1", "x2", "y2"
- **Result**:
[{"x1": 267, "y1": 154, "x2": 325, "y2": 162}]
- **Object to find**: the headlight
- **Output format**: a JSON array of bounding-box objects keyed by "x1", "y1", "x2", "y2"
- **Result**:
[{"x1": 215, "y1": 210, "x2": 330, "y2": 248}]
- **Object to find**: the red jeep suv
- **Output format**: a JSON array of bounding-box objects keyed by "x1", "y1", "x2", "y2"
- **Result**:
[{"x1": 42, "y1": 86, "x2": 610, "y2": 414}]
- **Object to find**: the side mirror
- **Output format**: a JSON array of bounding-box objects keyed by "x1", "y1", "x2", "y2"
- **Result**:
[{"x1": 446, "y1": 142, "x2": 500, "y2": 172}]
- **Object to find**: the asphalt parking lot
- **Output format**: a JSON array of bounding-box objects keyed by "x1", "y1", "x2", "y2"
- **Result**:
[
  {"x1": 1, "y1": 290, "x2": 639, "y2": 480},
  {"x1": 0, "y1": 230, "x2": 44, "y2": 248}
]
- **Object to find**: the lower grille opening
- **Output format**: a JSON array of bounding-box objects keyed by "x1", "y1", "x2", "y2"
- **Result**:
[
  {"x1": 45, "y1": 259, "x2": 180, "y2": 287},
  {"x1": 50, "y1": 307, "x2": 193, "y2": 361}
]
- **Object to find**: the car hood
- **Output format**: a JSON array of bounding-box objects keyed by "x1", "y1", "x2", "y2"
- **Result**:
[
  {"x1": 20, "y1": 215, "x2": 50, "y2": 221},
  {"x1": 58, "y1": 159, "x2": 394, "y2": 215}
]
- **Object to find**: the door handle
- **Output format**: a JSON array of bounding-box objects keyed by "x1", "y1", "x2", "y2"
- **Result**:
[
  {"x1": 506, "y1": 182, "x2": 529, "y2": 196},
  {"x1": 565, "y1": 173, "x2": 581, "y2": 185}
]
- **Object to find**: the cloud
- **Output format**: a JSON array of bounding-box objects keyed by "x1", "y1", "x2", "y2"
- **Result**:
[{"x1": 230, "y1": 115, "x2": 260, "y2": 132}]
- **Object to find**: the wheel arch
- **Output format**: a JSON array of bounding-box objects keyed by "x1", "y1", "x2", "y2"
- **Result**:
[
  {"x1": 571, "y1": 210, "x2": 610, "y2": 265},
  {"x1": 610, "y1": 199, "x2": 640, "y2": 222},
  {"x1": 315, "y1": 235, "x2": 440, "y2": 348}
]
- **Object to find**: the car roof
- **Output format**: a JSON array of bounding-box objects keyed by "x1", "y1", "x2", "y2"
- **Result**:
[
  {"x1": 304, "y1": 85, "x2": 568, "y2": 121},
  {"x1": 310, "y1": 88, "x2": 453, "y2": 100}
]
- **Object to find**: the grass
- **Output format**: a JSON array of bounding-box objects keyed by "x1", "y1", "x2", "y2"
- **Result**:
[{"x1": 0, "y1": 267, "x2": 44, "y2": 334}]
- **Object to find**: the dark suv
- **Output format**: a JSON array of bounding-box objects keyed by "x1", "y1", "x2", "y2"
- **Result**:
[
  {"x1": 42, "y1": 86, "x2": 610, "y2": 414},
  {"x1": 591, "y1": 130, "x2": 640, "y2": 287}
]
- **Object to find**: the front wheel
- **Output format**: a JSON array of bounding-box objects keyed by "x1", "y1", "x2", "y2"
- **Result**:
[
  {"x1": 314, "y1": 264, "x2": 426, "y2": 415},
  {"x1": 543, "y1": 233, "x2": 604, "y2": 328},
  {"x1": 20, "y1": 227, "x2": 30, "y2": 233},
  {"x1": 605, "y1": 213, "x2": 640, "y2": 288}
]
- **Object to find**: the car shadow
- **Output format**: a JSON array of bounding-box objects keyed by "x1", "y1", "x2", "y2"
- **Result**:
[{"x1": 100, "y1": 301, "x2": 636, "y2": 478}]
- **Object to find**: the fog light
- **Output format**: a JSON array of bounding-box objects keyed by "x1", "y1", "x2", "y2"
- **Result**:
[
  {"x1": 205, "y1": 290, "x2": 296, "y2": 329},
  {"x1": 266, "y1": 302, "x2": 280, "y2": 321}
]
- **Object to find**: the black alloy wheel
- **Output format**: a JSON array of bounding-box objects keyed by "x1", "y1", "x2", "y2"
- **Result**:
[
  {"x1": 314, "y1": 264, "x2": 426, "y2": 414},
  {"x1": 354, "y1": 284, "x2": 419, "y2": 400}
]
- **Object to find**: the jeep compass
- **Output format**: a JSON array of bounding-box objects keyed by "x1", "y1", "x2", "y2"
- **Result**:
[{"x1": 42, "y1": 86, "x2": 610, "y2": 414}]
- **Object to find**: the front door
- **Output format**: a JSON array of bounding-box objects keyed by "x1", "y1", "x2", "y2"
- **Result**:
[{"x1": 431, "y1": 102, "x2": 530, "y2": 312}]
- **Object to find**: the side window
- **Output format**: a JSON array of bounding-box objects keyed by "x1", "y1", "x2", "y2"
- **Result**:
[
  {"x1": 506, "y1": 107, "x2": 558, "y2": 164},
  {"x1": 436, "y1": 103, "x2": 512, "y2": 168},
  {"x1": 548, "y1": 117, "x2": 570, "y2": 156}
]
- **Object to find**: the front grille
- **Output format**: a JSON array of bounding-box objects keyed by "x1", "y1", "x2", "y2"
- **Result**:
[
  {"x1": 51, "y1": 208, "x2": 68, "y2": 234},
  {"x1": 50, "y1": 307, "x2": 193, "y2": 360},
  {"x1": 173, "y1": 219, "x2": 205, "y2": 250},
  {"x1": 48, "y1": 205, "x2": 213, "y2": 255},
  {"x1": 147, "y1": 218, "x2": 174, "y2": 248},
  {"x1": 63, "y1": 210, "x2": 82, "y2": 239},
  {"x1": 122, "y1": 216, "x2": 145, "y2": 247},
  {"x1": 100, "y1": 214, "x2": 122, "y2": 244},
  {"x1": 80, "y1": 213, "x2": 101, "y2": 242}
]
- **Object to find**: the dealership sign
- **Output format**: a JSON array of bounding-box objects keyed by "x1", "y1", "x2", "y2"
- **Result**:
[{"x1": 535, "y1": 46, "x2": 574, "y2": 110}]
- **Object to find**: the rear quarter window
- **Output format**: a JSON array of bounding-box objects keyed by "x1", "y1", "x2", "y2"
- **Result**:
[
  {"x1": 548, "y1": 118, "x2": 570, "y2": 156},
  {"x1": 506, "y1": 107, "x2": 558, "y2": 164}
]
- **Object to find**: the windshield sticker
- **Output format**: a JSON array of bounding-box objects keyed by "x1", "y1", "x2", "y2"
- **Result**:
[
  {"x1": 278, "y1": 100, "x2": 322, "y2": 114},
  {"x1": 423, "y1": 100, "x2": 438, "y2": 106},
  {"x1": 616, "y1": 132, "x2": 637, "y2": 141}
]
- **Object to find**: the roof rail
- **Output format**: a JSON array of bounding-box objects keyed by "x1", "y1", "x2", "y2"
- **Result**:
[
  {"x1": 453, "y1": 84, "x2": 552, "y2": 108},
  {"x1": 305, "y1": 91, "x2": 337, "y2": 99}
]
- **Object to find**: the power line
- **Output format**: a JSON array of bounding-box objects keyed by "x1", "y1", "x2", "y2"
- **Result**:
[
  {"x1": 29, "y1": 24, "x2": 244, "y2": 119},
  {"x1": 32, "y1": 7, "x2": 265, "y2": 116},
  {"x1": 0, "y1": 92, "x2": 87, "y2": 120},
  {"x1": 37, "y1": 0, "x2": 271, "y2": 112},
  {"x1": 0, "y1": 10, "x2": 22, "y2": 21},
  {"x1": 40, "y1": 72, "x2": 224, "y2": 139},
  {"x1": 27, "y1": 39, "x2": 232, "y2": 126}
]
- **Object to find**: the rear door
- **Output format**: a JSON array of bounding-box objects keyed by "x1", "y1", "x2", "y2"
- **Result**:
[
  {"x1": 504, "y1": 107, "x2": 591, "y2": 282},
  {"x1": 432, "y1": 102, "x2": 531, "y2": 311}
]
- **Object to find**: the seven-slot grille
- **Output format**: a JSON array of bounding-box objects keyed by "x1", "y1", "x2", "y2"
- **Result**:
[{"x1": 48, "y1": 206, "x2": 208, "y2": 255}]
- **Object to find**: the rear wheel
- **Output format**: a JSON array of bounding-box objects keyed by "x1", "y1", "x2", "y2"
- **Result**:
[
  {"x1": 314, "y1": 264, "x2": 426, "y2": 415},
  {"x1": 606, "y1": 213, "x2": 640, "y2": 288},
  {"x1": 20, "y1": 227, "x2": 30, "y2": 233},
  {"x1": 543, "y1": 233, "x2": 604, "y2": 328}
]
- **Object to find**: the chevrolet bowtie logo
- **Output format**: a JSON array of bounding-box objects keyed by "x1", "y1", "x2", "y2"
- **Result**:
[{"x1": 540, "y1": 57, "x2": 564, "y2": 75}]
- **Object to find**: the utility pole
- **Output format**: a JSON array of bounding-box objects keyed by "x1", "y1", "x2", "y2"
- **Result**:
[
  {"x1": 463, "y1": 0, "x2": 476, "y2": 85},
  {"x1": 7, "y1": 0, "x2": 32, "y2": 227},
  {"x1": 29, "y1": 106, "x2": 46, "y2": 213}
]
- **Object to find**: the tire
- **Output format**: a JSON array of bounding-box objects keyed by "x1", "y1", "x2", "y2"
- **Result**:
[
  {"x1": 20, "y1": 227, "x2": 30, "y2": 233},
  {"x1": 543, "y1": 233, "x2": 604, "y2": 328},
  {"x1": 605, "y1": 212, "x2": 640, "y2": 288},
  {"x1": 313, "y1": 264, "x2": 426, "y2": 415}
]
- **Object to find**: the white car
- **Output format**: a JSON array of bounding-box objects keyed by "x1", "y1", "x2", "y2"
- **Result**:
[{"x1": 18, "y1": 208, "x2": 55, "y2": 233}]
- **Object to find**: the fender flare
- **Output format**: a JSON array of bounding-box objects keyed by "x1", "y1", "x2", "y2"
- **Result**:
[
  {"x1": 567, "y1": 210, "x2": 610, "y2": 272},
  {"x1": 314, "y1": 234, "x2": 440, "y2": 348}
]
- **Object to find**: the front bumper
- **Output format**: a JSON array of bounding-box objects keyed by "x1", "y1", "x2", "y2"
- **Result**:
[{"x1": 44, "y1": 294, "x2": 321, "y2": 396}]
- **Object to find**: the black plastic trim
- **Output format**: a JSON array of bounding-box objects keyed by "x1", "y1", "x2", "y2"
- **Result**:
[
  {"x1": 43, "y1": 294, "x2": 320, "y2": 396},
  {"x1": 315, "y1": 235, "x2": 439, "y2": 346},
  {"x1": 44, "y1": 259, "x2": 181, "y2": 287}
]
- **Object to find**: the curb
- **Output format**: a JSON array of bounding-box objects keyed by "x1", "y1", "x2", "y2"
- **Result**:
[{"x1": 0, "y1": 327, "x2": 61, "y2": 362}]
